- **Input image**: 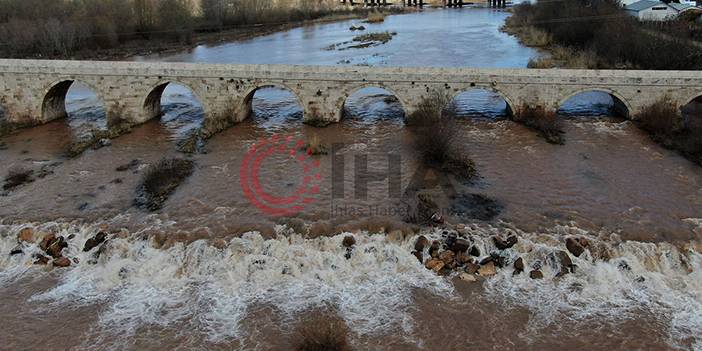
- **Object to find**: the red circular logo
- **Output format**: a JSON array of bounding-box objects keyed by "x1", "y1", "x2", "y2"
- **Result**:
[{"x1": 240, "y1": 134, "x2": 322, "y2": 216}]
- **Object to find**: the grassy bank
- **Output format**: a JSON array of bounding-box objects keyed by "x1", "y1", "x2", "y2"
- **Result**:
[{"x1": 502, "y1": 0, "x2": 702, "y2": 70}]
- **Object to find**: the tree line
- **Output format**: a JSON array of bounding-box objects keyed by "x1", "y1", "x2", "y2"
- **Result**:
[{"x1": 0, "y1": 0, "x2": 343, "y2": 58}]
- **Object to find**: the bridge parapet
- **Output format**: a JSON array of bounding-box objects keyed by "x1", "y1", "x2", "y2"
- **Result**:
[{"x1": 0, "y1": 59, "x2": 700, "y2": 136}]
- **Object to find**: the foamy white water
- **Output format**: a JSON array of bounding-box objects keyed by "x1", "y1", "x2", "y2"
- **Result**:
[{"x1": 1, "y1": 220, "x2": 701, "y2": 350}]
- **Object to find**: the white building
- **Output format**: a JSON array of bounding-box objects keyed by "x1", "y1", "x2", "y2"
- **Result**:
[{"x1": 625, "y1": 0, "x2": 695, "y2": 20}]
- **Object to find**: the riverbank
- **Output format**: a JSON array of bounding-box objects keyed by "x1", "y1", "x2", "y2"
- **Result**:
[
  {"x1": 0, "y1": 7, "x2": 412, "y2": 61},
  {"x1": 88, "y1": 12, "x2": 410, "y2": 61}
]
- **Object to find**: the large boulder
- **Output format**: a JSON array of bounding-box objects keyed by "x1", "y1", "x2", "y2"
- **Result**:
[
  {"x1": 493, "y1": 235, "x2": 518, "y2": 250},
  {"x1": 414, "y1": 236, "x2": 430, "y2": 252},
  {"x1": 449, "y1": 238, "x2": 471, "y2": 253},
  {"x1": 438, "y1": 250, "x2": 456, "y2": 267},
  {"x1": 469, "y1": 246, "x2": 481, "y2": 257},
  {"x1": 456, "y1": 251, "x2": 473, "y2": 265},
  {"x1": 425, "y1": 259, "x2": 445, "y2": 272},
  {"x1": 83, "y1": 232, "x2": 107, "y2": 252},
  {"x1": 46, "y1": 236, "x2": 67, "y2": 258},
  {"x1": 565, "y1": 237, "x2": 589, "y2": 257},
  {"x1": 53, "y1": 257, "x2": 71, "y2": 268},
  {"x1": 342, "y1": 235, "x2": 356, "y2": 248},
  {"x1": 465, "y1": 262, "x2": 480, "y2": 274},
  {"x1": 17, "y1": 228, "x2": 34, "y2": 243},
  {"x1": 529, "y1": 270, "x2": 544, "y2": 279},
  {"x1": 39, "y1": 233, "x2": 56, "y2": 252},
  {"x1": 429, "y1": 240, "x2": 441, "y2": 258},
  {"x1": 478, "y1": 261, "x2": 497, "y2": 276}
]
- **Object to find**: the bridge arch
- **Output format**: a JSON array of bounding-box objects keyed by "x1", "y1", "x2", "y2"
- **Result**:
[
  {"x1": 41, "y1": 79, "x2": 106, "y2": 123},
  {"x1": 338, "y1": 83, "x2": 408, "y2": 122},
  {"x1": 557, "y1": 88, "x2": 632, "y2": 118},
  {"x1": 448, "y1": 88, "x2": 515, "y2": 118},
  {"x1": 143, "y1": 80, "x2": 206, "y2": 122},
  {"x1": 682, "y1": 91, "x2": 702, "y2": 108},
  {"x1": 236, "y1": 83, "x2": 304, "y2": 122}
]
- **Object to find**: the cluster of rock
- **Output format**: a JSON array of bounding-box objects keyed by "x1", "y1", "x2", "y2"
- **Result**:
[
  {"x1": 9, "y1": 227, "x2": 110, "y2": 268},
  {"x1": 408, "y1": 225, "x2": 591, "y2": 282}
]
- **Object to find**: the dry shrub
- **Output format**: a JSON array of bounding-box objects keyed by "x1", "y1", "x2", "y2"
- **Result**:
[
  {"x1": 135, "y1": 158, "x2": 195, "y2": 211},
  {"x1": 514, "y1": 104, "x2": 564, "y2": 144},
  {"x1": 3, "y1": 166, "x2": 34, "y2": 191},
  {"x1": 636, "y1": 97, "x2": 680, "y2": 139},
  {"x1": 635, "y1": 97, "x2": 702, "y2": 165},
  {"x1": 407, "y1": 91, "x2": 477, "y2": 181},
  {"x1": 293, "y1": 317, "x2": 352, "y2": 351},
  {"x1": 304, "y1": 133, "x2": 328, "y2": 155}
]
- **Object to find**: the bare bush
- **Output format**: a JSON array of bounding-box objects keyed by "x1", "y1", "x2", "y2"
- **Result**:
[
  {"x1": 3, "y1": 166, "x2": 34, "y2": 191},
  {"x1": 135, "y1": 158, "x2": 195, "y2": 211},
  {"x1": 408, "y1": 91, "x2": 477, "y2": 181},
  {"x1": 293, "y1": 317, "x2": 352, "y2": 351},
  {"x1": 514, "y1": 104, "x2": 564, "y2": 144},
  {"x1": 635, "y1": 97, "x2": 702, "y2": 165}
]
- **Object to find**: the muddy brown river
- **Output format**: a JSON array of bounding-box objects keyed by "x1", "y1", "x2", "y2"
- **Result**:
[{"x1": 1, "y1": 7, "x2": 701, "y2": 351}]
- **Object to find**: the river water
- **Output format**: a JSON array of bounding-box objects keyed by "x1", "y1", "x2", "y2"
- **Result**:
[{"x1": 1, "y1": 7, "x2": 701, "y2": 351}]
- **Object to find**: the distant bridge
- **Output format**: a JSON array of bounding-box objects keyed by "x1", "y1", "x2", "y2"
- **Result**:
[{"x1": 0, "y1": 59, "x2": 700, "y2": 137}]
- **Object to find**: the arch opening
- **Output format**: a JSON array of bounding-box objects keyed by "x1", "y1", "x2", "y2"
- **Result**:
[
  {"x1": 144, "y1": 82, "x2": 205, "y2": 144},
  {"x1": 341, "y1": 87, "x2": 406, "y2": 125},
  {"x1": 42, "y1": 80, "x2": 108, "y2": 140},
  {"x1": 447, "y1": 89, "x2": 513, "y2": 119},
  {"x1": 558, "y1": 90, "x2": 629, "y2": 119},
  {"x1": 242, "y1": 85, "x2": 304, "y2": 130}
]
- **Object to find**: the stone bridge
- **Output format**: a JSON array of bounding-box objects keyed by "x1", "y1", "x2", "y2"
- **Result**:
[{"x1": 1, "y1": 59, "x2": 701, "y2": 137}]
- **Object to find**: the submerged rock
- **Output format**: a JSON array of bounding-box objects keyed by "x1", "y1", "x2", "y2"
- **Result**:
[{"x1": 459, "y1": 273, "x2": 477, "y2": 282}]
